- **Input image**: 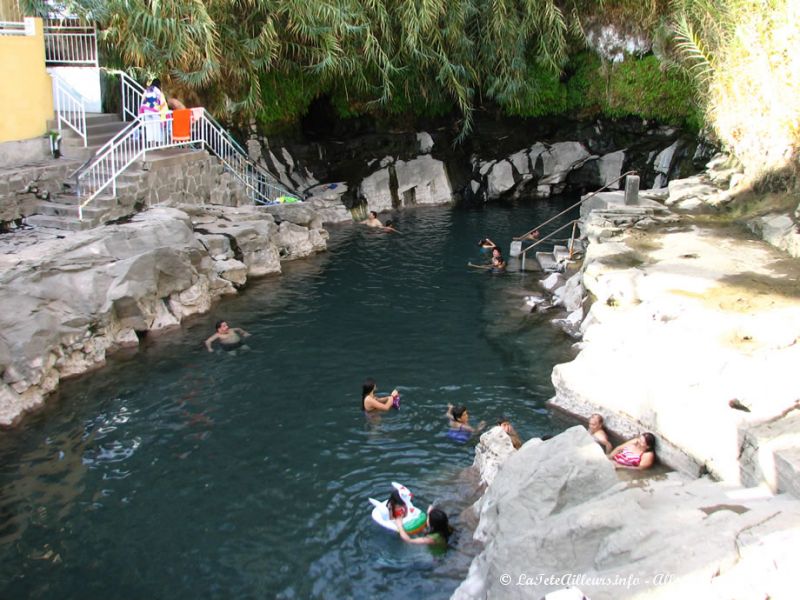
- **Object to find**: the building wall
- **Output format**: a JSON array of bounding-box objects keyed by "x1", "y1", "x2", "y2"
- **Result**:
[{"x1": 0, "y1": 17, "x2": 54, "y2": 143}]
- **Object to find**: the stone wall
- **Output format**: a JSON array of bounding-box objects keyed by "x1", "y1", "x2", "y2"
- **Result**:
[{"x1": 0, "y1": 160, "x2": 79, "y2": 224}]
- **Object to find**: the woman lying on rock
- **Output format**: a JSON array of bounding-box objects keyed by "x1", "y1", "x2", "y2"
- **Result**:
[{"x1": 610, "y1": 432, "x2": 656, "y2": 470}]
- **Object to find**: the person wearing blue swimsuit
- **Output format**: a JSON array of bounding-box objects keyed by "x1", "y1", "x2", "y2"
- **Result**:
[{"x1": 446, "y1": 404, "x2": 485, "y2": 442}]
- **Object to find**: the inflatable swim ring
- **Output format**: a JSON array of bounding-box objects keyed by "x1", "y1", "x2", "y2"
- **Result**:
[{"x1": 368, "y1": 482, "x2": 427, "y2": 535}]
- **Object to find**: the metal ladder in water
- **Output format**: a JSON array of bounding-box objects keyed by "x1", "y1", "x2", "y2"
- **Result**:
[{"x1": 511, "y1": 171, "x2": 638, "y2": 272}]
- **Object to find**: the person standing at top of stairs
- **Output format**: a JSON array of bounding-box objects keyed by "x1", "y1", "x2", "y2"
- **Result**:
[{"x1": 139, "y1": 79, "x2": 168, "y2": 145}]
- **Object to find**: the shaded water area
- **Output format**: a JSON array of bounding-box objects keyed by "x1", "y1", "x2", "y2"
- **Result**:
[{"x1": 0, "y1": 201, "x2": 579, "y2": 599}]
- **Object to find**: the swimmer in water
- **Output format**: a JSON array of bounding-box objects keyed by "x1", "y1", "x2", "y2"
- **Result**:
[
  {"x1": 396, "y1": 505, "x2": 452, "y2": 548},
  {"x1": 204, "y1": 320, "x2": 251, "y2": 352},
  {"x1": 447, "y1": 404, "x2": 485, "y2": 434},
  {"x1": 490, "y1": 247, "x2": 507, "y2": 273},
  {"x1": 361, "y1": 210, "x2": 382, "y2": 228},
  {"x1": 361, "y1": 378, "x2": 400, "y2": 412},
  {"x1": 383, "y1": 220, "x2": 400, "y2": 233}
]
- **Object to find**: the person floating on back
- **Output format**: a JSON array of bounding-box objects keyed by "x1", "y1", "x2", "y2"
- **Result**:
[{"x1": 204, "y1": 320, "x2": 250, "y2": 352}]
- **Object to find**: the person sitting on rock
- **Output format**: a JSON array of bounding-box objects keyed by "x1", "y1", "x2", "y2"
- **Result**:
[
  {"x1": 588, "y1": 413, "x2": 612, "y2": 454},
  {"x1": 446, "y1": 404, "x2": 485, "y2": 442},
  {"x1": 361, "y1": 210, "x2": 382, "y2": 228},
  {"x1": 396, "y1": 505, "x2": 452, "y2": 549},
  {"x1": 361, "y1": 378, "x2": 399, "y2": 412},
  {"x1": 610, "y1": 432, "x2": 656, "y2": 470},
  {"x1": 204, "y1": 320, "x2": 250, "y2": 352},
  {"x1": 496, "y1": 416, "x2": 522, "y2": 449}
]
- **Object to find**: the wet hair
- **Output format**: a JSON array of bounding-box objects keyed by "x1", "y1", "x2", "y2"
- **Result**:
[
  {"x1": 386, "y1": 489, "x2": 406, "y2": 517},
  {"x1": 642, "y1": 432, "x2": 656, "y2": 451},
  {"x1": 361, "y1": 378, "x2": 377, "y2": 410},
  {"x1": 492, "y1": 247, "x2": 502, "y2": 256},
  {"x1": 450, "y1": 405, "x2": 467, "y2": 421},
  {"x1": 385, "y1": 220, "x2": 393, "y2": 227},
  {"x1": 215, "y1": 320, "x2": 226, "y2": 330},
  {"x1": 369, "y1": 210, "x2": 377, "y2": 219},
  {"x1": 427, "y1": 508, "x2": 452, "y2": 542}
]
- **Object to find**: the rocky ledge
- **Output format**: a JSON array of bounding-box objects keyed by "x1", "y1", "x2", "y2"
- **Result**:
[
  {"x1": 544, "y1": 168, "x2": 800, "y2": 492},
  {"x1": 0, "y1": 203, "x2": 330, "y2": 427},
  {"x1": 453, "y1": 427, "x2": 798, "y2": 600}
]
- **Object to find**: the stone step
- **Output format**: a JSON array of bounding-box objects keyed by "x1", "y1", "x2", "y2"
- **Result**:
[
  {"x1": 536, "y1": 251, "x2": 559, "y2": 272},
  {"x1": 48, "y1": 113, "x2": 122, "y2": 130},
  {"x1": 24, "y1": 213, "x2": 98, "y2": 231},
  {"x1": 34, "y1": 199, "x2": 109, "y2": 220}
]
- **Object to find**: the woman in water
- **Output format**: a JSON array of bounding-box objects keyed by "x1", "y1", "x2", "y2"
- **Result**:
[
  {"x1": 361, "y1": 378, "x2": 400, "y2": 412},
  {"x1": 396, "y1": 505, "x2": 452, "y2": 547},
  {"x1": 610, "y1": 432, "x2": 656, "y2": 470},
  {"x1": 490, "y1": 247, "x2": 507, "y2": 273},
  {"x1": 446, "y1": 404, "x2": 485, "y2": 442}
]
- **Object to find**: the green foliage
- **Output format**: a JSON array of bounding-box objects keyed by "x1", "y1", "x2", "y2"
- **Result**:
[
  {"x1": 256, "y1": 69, "x2": 321, "y2": 127},
  {"x1": 564, "y1": 52, "x2": 603, "y2": 114},
  {"x1": 603, "y1": 55, "x2": 697, "y2": 123},
  {"x1": 495, "y1": 63, "x2": 567, "y2": 117}
]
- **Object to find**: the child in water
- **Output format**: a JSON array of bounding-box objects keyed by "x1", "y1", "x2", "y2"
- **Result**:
[
  {"x1": 396, "y1": 505, "x2": 452, "y2": 548},
  {"x1": 387, "y1": 489, "x2": 407, "y2": 520}
]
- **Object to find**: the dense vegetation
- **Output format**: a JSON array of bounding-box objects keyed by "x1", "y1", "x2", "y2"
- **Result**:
[{"x1": 22, "y1": 0, "x2": 800, "y2": 184}]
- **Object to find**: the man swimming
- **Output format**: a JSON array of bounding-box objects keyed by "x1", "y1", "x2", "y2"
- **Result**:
[
  {"x1": 361, "y1": 210, "x2": 383, "y2": 228},
  {"x1": 204, "y1": 320, "x2": 251, "y2": 352}
]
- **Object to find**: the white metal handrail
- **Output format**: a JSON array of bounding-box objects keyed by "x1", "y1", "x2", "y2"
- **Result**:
[
  {"x1": 43, "y1": 21, "x2": 98, "y2": 66},
  {"x1": 120, "y1": 72, "x2": 145, "y2": 121},
  {"x1": 76, "y1": 110, "x2": 296, "y2": 218},
  {"x1": 0, "y1": 21, "x2": 26, "y2": 35},
  {"x1": 51, "y1": 73, "x2": 87, "y2": 146},
  {"x1": 117, "y1": 72, "x2": 288, "y2": 197}
]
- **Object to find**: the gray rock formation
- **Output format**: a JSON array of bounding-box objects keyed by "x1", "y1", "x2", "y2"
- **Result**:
[
  {"x1": 360, "y1": 154, "x2": 453, "y2": 212},
  {"x1": 550, "y1": 177, "x2": 800, "y2": 491},
  {"x1": 453, "y1": 427, "x2": 800, "y2": 600},
  {"x1": 0, "y1": 204, "x2": 328, "y2": 427}
]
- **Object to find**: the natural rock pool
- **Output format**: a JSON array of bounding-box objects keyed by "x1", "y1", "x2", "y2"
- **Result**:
[{"x1": 0, "y1": 201, "x2": 578, "y2": 599}]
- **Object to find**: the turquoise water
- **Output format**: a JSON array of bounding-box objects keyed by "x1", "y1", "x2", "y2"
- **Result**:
[{"x1": 0, "y1": 201, "x2": 578, "y2": 599}]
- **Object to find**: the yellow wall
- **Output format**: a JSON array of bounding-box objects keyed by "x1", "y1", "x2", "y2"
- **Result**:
[{"x1": 0, "y1": 18, "x2": 54, "y2": 143}]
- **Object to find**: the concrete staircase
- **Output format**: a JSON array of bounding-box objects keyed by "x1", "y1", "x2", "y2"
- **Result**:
[
  {"x1": 24, "y1": 165, "x2": 146, "y2": 231},
  {"x1": 52, "y1": 112, "x2": 128, "y2": 162},
  {"x1": 534, "y1": 241, "x2": 585, "y2": 273}
]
